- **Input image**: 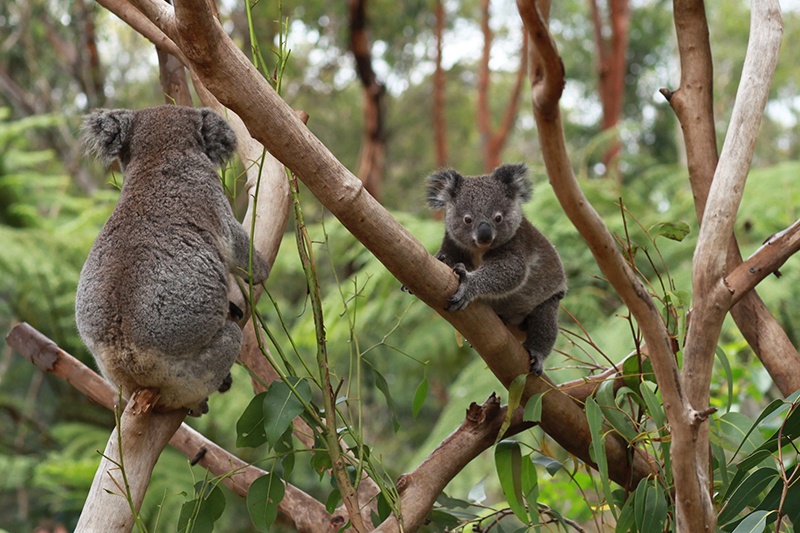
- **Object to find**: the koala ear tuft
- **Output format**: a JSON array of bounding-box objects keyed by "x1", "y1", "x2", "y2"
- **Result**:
[
  {"x1": 493, "y1": 163, "x2": 532, "y2": 202},
  {"x1": 426, "y1": 169, "x2": 463, "y2": 210},
  {"x1": 199, "y1": 108, "x2": 237, "y2": 166},
  {"x1": 81, "y1": 109, "x2": 135, "y2": 165}
]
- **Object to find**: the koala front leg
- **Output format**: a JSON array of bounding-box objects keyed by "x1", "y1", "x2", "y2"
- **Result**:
[
  {"x1": 228, "y1": 221, "x2": 270, "y2": 285},
  {"x1": 446, "y1": 253, "x2": 528, "y2": 312}
]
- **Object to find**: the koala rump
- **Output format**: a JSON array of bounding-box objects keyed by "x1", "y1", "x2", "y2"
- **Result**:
[{"x1": 76, "y1": 105, "x2": 270, "y2": 416}]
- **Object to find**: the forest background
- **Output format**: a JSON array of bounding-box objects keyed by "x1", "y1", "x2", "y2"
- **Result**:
[{"x1": 2, "y1": 0, "x2": 800, "y2": 531}]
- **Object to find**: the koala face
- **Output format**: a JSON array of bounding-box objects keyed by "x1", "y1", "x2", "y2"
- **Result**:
[{"x1": 427, "y1": 164, "x2": 532, "y2": 251}]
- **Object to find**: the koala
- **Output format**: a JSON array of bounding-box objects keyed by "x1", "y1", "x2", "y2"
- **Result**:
[
  {"x1": 427, "y1": 163, "x2": 566, "y2": 375},
  {"x1": 75, "y1": 105, "x2": 270, "y2": 416}
]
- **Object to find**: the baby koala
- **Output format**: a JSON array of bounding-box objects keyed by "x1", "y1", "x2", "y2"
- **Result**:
[
  {"x1": 76, "y1": 105, "x2": 270, "y2": 415},
  {"x1": 427, "y1": 163, "x2": 566, "y2": 374}
]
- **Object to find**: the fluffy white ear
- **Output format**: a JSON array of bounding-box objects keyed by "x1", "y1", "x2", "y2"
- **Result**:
[
  {"x1": 493, "y1": 163, "x2": 532, "y2": 202},
  {"x1": 81, "y1": 109, "x2": 135, "y2": 165},
  {"x1": 426, "y1": 169, "x2": 463, "y2": 210},
  {"x1": 198, "y1": 108, "x2": 237, "y2": 167}
]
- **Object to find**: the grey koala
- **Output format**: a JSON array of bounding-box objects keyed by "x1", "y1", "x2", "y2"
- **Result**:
[
  {"x1": 427, "y1": 163, "x2": 566, "y2": 375},
  {"x1": 75, "y1": 105, "x2": 270, "y2": 416}
]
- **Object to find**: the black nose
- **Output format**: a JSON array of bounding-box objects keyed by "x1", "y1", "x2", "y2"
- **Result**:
[{"x1": 476, "y1": 222, "x2": 493, "y2": 245}]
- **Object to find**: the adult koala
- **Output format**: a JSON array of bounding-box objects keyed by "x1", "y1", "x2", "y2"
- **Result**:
[{"x1": 76, "y1": 105, "x2": 270, "y2": 416}]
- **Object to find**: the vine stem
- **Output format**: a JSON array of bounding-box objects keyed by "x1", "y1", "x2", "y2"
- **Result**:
[{"x1": 289, "y1": 172, "x2": 367, "y2": 533}]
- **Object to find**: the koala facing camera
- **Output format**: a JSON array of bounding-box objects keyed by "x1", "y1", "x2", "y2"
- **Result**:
[
  {"x1": 427, "y1": 163, "x2": 566, "y2": 375},
  {"x1": 76, "y1": 105, "x2": 270, "y2": 416}
]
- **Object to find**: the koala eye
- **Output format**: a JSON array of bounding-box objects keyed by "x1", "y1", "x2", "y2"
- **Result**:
[
  {"x1": 464, "y1": 215, "x2": 473, "y2": 225},
  {"x1": 494, "y1": 213, "x2": 503, "y2": 223}
]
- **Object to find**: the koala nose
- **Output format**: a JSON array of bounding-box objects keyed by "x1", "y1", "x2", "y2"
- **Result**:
[{"x1": 476, "y1": 222, "x2": 493, "y2": 245}]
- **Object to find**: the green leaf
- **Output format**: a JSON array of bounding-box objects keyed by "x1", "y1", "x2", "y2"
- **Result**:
[
  {"x1": 640, "y1": 382, "x2": 665, "y2": 430},
  {"x1": 310, "y1": 449, "x2": 332, "y2": 478},
  {"x1": 373, "y1": 368, "x2": 400, "y2": 433},
  {"x1": 651, "y1": 221, "x2": 690, "y2": 242},
  {"x1": 428, "y1": 509, "x2": 460, "y2": 527},
  {"x1": 498, "y1": 374, "x2": 527, "y2": 442},
  {"x1": 236, "y1": 392, "x2": 268, "y2": 448},
  {"x1": 377, "y1": 492, "x2": 393, "y2": 522},
  {"x1": 325, "y1": 488, "x2": 341, "y2": 514},
  {"x1": 263, "y1": 377, "x2": 311, "y2": 448},
  {"x1": 615, "y1": 492, "x2": 637, "y2": 533},
  {"x1": 531, "y1": 455, "x2": 562, "y2": 476},
  {"x1": 633, "y1": 478, "x2": 667, "y2": 533},
  {"x1": 586, "y1": 397, "x2": 617, "y2": 520},
  {"x1": 523, "y1": 393, "x2": 544, "y2": 424},
  {"x1": 412, "y1": 374, "x2": 428, "y2": 419},
  {"x1": 495, "y1": 440, "x2": 528, "y2": 524},
  {"x1": 718, "y1": 467, "x2": 778, "y2": 525},
  {"x1": 521, "y1": 455, "x2": 539, "y2": 525},
  {"x1": 754, "y1": 468, "x2": 800, "y2": 524},
  {"x1": 177, "y1": 482, "x2": 226, "y2": 533},
  {"x1": 596, "y1": 380, "x2": 639, "y2": 443},
  {"x1": 247, "y1": 472, "x2": 286, "y2": 532},
  {"x1": 731, "y1": 510, "x2": 773, "y2": 533},
  {"x1": 716, "y1": 346, "x2": 734, "y2": 414}
]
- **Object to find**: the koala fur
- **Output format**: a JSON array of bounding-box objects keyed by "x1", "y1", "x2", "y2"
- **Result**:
[
  {"x1": 75, "y1": 105, "x2": 270, "y2": 415},
  {"x1": 427, "y1": 163, "x2": 566, "y2": 375}
]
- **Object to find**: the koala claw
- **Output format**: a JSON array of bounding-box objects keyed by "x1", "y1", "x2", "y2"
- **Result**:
[
  {"x1": 452, "y1": 263, "x2": 468, "y2": 280},
  {"x1": 218, "y1": 372, "x2": 233, "y2": 393},
  {"x1": 444, "y1": 263, "x2": 471, "y2": 311},
  {"x1": 527, "y1": 349, "x2": 545, "y2": 376},
  {"x1": 229, "y1": 301, "x2": 244, "y2": 320}
]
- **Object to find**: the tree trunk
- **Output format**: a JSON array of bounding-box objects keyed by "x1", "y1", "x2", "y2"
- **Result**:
[
  {"x1": 477, "y1": 0, "x2": 527, "y2": 173},
  {"x1": 433, "y1": 0, "x2": 448, "y2": 169},
  {"x1": 589, "y1": 0, "x2": 630, "y2": 175},
  {"x1": 348, "y1": 0, "x2": 386, "y2": 201}
]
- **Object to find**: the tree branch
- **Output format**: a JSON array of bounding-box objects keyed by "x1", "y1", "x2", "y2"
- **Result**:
[
  {"x1": 5, "y1": 322, "x2": 333, "y2": 533},
  {"x1": 678, "y1": 1, "x2": 782, "y2": 529},
  {"x1": 665, "y1": 0, "x2": 800, "y2": 398}
]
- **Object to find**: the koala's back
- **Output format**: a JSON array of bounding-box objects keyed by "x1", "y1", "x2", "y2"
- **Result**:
[
  {"x1": 75, "y1": 106, "x2": 244, "y2": 413},
  {"x1": 77, "y1": 153, "x2": 232, "y2": 352},
  {"x1": 481, "y1": 219, "x2": 566, "y2": 325}
]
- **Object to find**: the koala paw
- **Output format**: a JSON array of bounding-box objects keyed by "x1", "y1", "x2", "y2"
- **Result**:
[
  {"x1": 218, "y1": 372, "x2": 233, "y2": 393},
  {"x1": 229, "y1": 301, "x2": 244, "y2": 320},
  {"x1": 445, "y1": 263, "x2": 472, "y2": 311},
  {"x1": 188, "y1": 399, "x2": 210, "y2": 417},
  {"x1": 527, "y1": 349, "x2": 545, "y2": 376}
]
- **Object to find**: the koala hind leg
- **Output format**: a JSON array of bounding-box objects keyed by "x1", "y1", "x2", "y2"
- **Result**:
[
  {"x1": 520, "y1": 294, "x2": 562, "y2": 375},
  {"x1": 167, "y1": 320, "x2": 243, "y2": 417}
]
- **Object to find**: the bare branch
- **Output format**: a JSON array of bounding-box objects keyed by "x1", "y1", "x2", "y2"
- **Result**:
[{"x1": 728, "y1": 219, "x2": 800, "y2": 306}]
